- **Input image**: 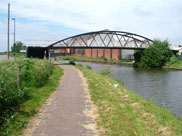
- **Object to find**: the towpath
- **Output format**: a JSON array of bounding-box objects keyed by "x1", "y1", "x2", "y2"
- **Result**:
[{"x1": 24, "y1": 65, "x2": 97, "y2": 136}]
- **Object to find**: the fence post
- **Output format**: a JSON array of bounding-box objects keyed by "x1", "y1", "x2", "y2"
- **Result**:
[{"x1": 17, "y1": 66, "x2": 21, "y2": 88}]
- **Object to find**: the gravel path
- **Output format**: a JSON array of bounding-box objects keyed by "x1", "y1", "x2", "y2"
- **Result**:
[{"x1": 25, "y1": 65, "x2": 97, "y2": 136}]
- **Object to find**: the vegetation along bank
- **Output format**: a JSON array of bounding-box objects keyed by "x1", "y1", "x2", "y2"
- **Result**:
[
  {"x1": 0, "y1": 58, "x2": 64, "y2": 136},
  {"x1": 76, "y1": 64, "x2": 182, "y2": 135},
  {"x1": 133, "y1": 40, "x2": 182, "y2": 69},
  {"x1": 56, "y1": 55, "x2": 133, "y2": 65}
]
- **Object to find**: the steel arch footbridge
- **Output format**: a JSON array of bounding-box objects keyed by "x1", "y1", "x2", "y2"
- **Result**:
[{"x1": 48, "y1": 30, "x2": 153, "y2": 50}]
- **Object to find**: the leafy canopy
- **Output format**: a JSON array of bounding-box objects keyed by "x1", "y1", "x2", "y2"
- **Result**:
[
  {"x1": 11, "y1": 41, "x2": 23, "y2": 53},
  {"x1": 133, "y1": 40, "x2": 173, "y2": 68}
]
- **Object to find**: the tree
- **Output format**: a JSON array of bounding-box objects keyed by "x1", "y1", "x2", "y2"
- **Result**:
[
  {"x1": 11, "y1": 41, "x2": 23, "y2": 53},
  {"x1": 133, "y1": 40, "x2": 173, "y2": 68}
]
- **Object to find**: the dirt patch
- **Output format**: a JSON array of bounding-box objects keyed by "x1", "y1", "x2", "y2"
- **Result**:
[
  {"x1": 158, "y1": 127, "x2": 172, "y2": 136},
  {"x1": 130, "y1": 103, "x2": 140, "y2": 108},
  {"x1": 121, "y1": 95, "x2": 129, "y2": 98},
  {"x1": 120, "y1": 104, "x2": 125, "y2": 108},
  {"x1": 75, "y1": 67, "x2": 99, "y2": 136},
  {"x1": 143, "y1": 112, "x2": 155, "y2": 119}
]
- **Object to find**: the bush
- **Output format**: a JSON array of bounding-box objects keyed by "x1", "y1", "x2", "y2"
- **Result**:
[
  {"x1": 133, "y1": 40, "x2": 173, "y2": 68},
  {"x1": 86, "y1": 65, "x2": 92, "y2": 70},
  {"x1": 0, "y1": 58, "x2": 54, "y2": 126},
  {"x1": 100, "y1": 68, "x2": 111, "y2": 76},
  {"x1": 133, "y1": 50, "x2": 144, "y2": 67},
  {"x1": 68, "y1": 60, "x2": 75, "y2": 65},
  {"x1": 76, "y1": 64, "x2": 83, "y2": 67},
  {"x1": 63, "y1": 56, "x2": 70, "y2": 60},
  {"x1": 169, "y1": 55, "x2": 180, "y2": 64}
]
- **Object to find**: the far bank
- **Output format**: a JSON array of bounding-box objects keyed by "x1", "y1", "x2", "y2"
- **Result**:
[{"x1": 56, "y1": 55, "x2": 182, "y2": 70}]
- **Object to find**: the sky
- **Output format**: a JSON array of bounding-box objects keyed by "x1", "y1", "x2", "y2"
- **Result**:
[{"x1": 0, "y1": 0, "x2": 182, "y2": 52}]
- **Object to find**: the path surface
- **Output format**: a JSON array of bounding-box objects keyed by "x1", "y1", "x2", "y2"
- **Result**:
[{"x1": 25, "y1": 65, "x2": 97, "y2": 136}]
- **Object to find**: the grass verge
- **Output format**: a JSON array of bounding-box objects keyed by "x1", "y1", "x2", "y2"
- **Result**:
[
  {"x1": 165, "y1": 61, "x2": 182, "y2": 69},
  {"x1": 0, "y1": 66, "x2": 64, "y2": 136},
  {"x1": 76, "y1": 65, "x2": 182, "y2": 136},
  {"x1": 57, "y1": 55, "x2": 132, "y2": 64}
]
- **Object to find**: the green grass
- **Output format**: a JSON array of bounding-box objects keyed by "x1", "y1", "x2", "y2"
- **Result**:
[
  {"x1": 0, "y1": 66, "x2": 64, "y2": 136},
  {"x1": 165, "y1": 61, "x2": 182, "y2": 69},
  {"x1": 76, "y1": 65, "x2": 182, "y2": 136},
  {"x1": 57, "y1": 55, "x2": 132, "y2": 64},
  {"x1": 9, "y1": 52, "x2": 26, "y2": 57}
]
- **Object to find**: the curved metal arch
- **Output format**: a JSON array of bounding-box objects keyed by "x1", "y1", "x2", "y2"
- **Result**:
[{"x1": 48, "y1": 30, "x2": 153, "y2": 49}]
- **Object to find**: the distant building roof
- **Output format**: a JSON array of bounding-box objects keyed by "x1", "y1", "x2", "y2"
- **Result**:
[{"x1": 20, "y1": 50, "x2": 26, "y2": 53}]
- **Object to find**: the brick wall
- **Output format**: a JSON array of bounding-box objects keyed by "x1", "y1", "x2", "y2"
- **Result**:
[{"x1": 50, "y1": 48, "x2": 122, "y2": 60}]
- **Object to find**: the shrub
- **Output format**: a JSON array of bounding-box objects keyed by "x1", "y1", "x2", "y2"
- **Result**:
[
  {"x1": 133, "y1": 40, "x2": 173, "y2": 68},
  {"x1": 68, "y1": 60, "x2": 75, "y2": 65},
  {"x1": 63, "y1": 56, "x2": 70, "y2": 60},
  {"x1": 77, "y1": 64, "x2": 83, "y2": 67},
  {"x1": 169, "y1": 55, "x2": 180, "y2": 64},
  {"x1": 133, "y1": 50, "x2": 144, "y2": 67},
  {"x1": 100, "y1": 68, "x2": 111, "y2": 76},
  {"x1": 86, "y1": 65, "x2": 92, "y2": 70},
  {"x1": 0, "y1": 58, "x2": 54, "y2": 126}
]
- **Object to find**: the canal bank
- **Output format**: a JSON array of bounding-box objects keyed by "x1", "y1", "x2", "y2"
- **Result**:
[
  {"x1": 0, "y1": 55, "x2": 7, "y2": 60},
  {"x1": 57, "y1": 55, "x2": 182, "y2": 70},
  {"x1": 56, "y1": 55, "x2": 133, "y2": 66},
  {"x1": 76, "y1": 65, "x2": 182, "y2": 135},
  {"x1": 59, "y1": 59, "x2": 182, "y2": 118}
]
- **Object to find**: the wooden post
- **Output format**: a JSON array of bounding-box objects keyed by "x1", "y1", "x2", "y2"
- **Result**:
[{"x1": 103, "y1": 49, "x2": 105, "y2": 58}]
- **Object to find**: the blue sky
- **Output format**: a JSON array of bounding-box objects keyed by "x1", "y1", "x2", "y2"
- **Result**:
[{"x1": 0, "y1": 0, "x2": 182, "y2": 51}]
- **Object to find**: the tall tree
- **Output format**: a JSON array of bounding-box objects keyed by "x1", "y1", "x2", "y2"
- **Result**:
[
  {"x1": 133, "y1": 40, "x2": 173, "y2": 68},
  {"x1": 11, "y1": 41, "x2": 23, "y2": 53}
]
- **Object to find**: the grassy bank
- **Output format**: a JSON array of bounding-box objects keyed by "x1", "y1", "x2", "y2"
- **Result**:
[
  {"x1": 57, "y1": 55, "x2": 132, "y2": 64},
  {"x1": 0, "y1": 58, "x2": 64, "y2": 136},
  {"x1": 9, "y1": 52, "x2": 26, "y2": 57},
  {"x1": 164, "y1": 58, "x2": 182, "y2": 69},
  {"x1": 77, "y1": 65, "x2": 182, "y2": 135}
]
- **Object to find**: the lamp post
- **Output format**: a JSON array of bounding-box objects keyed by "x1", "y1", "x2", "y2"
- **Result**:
[
  {"x1": 12, "y1": 18, "x2": 16, "y2": 46},
  {"x1": 7, "y1": 3, "x2": 10, "y2": 59}
]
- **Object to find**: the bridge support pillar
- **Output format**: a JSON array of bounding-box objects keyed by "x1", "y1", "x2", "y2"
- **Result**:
[
  {"x1": 119, "y1": 49, "x2": 121, "y2": 60},
  {"x1": 103, "y1": 49, "x2": 105, "y2": 58},
  {"x1": 97, "y1": 49, "x2": 98, "y2": 58},
  {"x1": 110, "y1": 49, "x2": 112, "y2": 59},
  {"x1": 69, "y1": 48, "x2": 71, "y2": 56},
  {"x1": 91, "y1": 48, "x2": 93, "y2": 58}
]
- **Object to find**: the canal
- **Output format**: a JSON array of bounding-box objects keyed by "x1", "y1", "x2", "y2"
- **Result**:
[
  {"x1": 64, "y1": 60, "x2": 182, "y2": 118},
  {"x1": 0, "y1": 55, "x2": 6, "y2": 60}
]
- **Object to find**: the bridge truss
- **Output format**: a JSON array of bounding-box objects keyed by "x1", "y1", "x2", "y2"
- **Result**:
[{"x1": 48, "y1": 30, "x2": 153, "y2": 50}]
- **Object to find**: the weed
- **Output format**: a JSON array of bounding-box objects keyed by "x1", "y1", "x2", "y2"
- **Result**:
[
  {"x1": 77, "y1": 64, "x2": 83, "y2": 67},
  {"x1": 68, "y1": 60, "x2": 75, "y2": 65},
  {"x1": 0, "y1": 58, "x2": 55, "y2": 135},
  {"x1": 86, "y1": 65, "x2": 92, "y2": 70},
  {"x1": 100, "y1": 68, "x2": 111, "y2": 76}
]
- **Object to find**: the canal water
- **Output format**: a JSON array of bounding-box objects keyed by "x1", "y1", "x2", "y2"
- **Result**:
[
  {"x1": 62, "y1": 60, "x2": 182, "y2": 118},
  {"x1": 0, "y1": 55, "x2": 6, "y2": 60}
]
